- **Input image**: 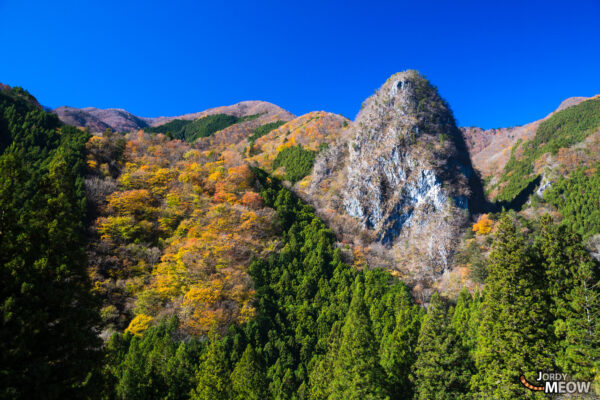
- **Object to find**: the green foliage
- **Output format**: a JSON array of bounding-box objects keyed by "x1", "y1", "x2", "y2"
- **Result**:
[
  {"x1": 544, "y1": 167, "x2": 600, "y2": 239},
  {"x1": 0, "y1": 92, "x2": 101, "y2": 399},
  {"x1": 228, "y1": 169, "x2": 418, "y2": 398},
  {"x1": 535, "y1": 98, "x2": 600, "y2": 153},
  {"x1": 450, "y1": 288, "x2": 479, "y2": 354},
  {"x1": 328, "y1": 279, "x2": 389, "y2": 400},
  {"x1": 248, "y1": 120, "x2": 286, "y2": 148},
  {"x1": 497, "y1": 98, "x2": 600, "y2": 202},
  {"x1": 536, "y1": 216, "x2": 600, "y2": 381},
  {"x1": 103, "y1": 317, "x2": 202, "y2": 400},
  {"x1": 379, "y1": 296, "x2": 423, "y2": 400},
  {"x1": 411, "y1": 292, "x2": 472, "y2": 400},
  {"x1": 230, "y1": 345, "x2": 268, "y2": 400},
  {"x1": 144, "y1": 119, "x2": 193, "y2": 137},
  {"x1": 272, "y1": 145, "x2": 316, "y2": 183},
  {"x1": 147, "y1": 113, "x2": 262, "y2": 143},
  {"x1": 191, "y1": 327, "x2": 231, "y2": 400},
  {"x1": 472, "y1": 216, "x2": 554, "y2": 399}
]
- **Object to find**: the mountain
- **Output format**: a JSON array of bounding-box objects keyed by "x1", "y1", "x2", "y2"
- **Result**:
[
  {"x1": 148, "y1": 100, "x2": 295, "y2": 126},
  {"x1": 246, "y1": 71, "x2": 477, "y2": 291},
  {"x1": 53, "y1": 106, "x2": 152, "y2": 133},
  {"x1": 3, "y1": 76, "x2": 600, "y2": 399},
  {"x1": 461, "y1": 96, "x2": 598, "y2": 181},
  {"x1": 52, "y1": 100, "x2": 295, "y2": 133}
]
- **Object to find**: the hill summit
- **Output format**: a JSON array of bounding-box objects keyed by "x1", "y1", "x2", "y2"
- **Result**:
[{"x1": 305, "y1": 70, "x2": 473, "y2": 286}]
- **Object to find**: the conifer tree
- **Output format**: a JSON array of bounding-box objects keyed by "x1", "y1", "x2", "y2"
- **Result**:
[
  {"x1": 230, "y1": 345, "x2": 268, "y2": 400},
  {"x1": 411, "y1": 292, "x2": 471, "y2": 400},
  {"x1": 191, "y1": 327, "x2": 231, "y2": 400},
  {"x1": 0, "y1": 119, "x2": 101, "y2": 399},
  {"x1": 537, "y1": 216, "x2": 600, "y2": 381},
  {"x1": 472, "y1": 216, "x2": 552, "y2": 399},
  {"x1": 328, "y1": 278, "x2": 388, "y2": 400},
  {"x1": 308, "y1": 322, "x2": 342, "y2": 400},
  {"x1": 379, "y1": 295, "x2": 422, "y2": 400},
  {"x1": 450, "y1": 288, "x2": 477, "y2": 353}
]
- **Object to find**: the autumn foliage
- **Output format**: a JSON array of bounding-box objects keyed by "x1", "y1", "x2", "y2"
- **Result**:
[
  {"x1": 472, "y1": 214, "x2": 492, "y2": 235},
  {"x1": 87, "y1": 131, "x2": 278, "y2": 335}
]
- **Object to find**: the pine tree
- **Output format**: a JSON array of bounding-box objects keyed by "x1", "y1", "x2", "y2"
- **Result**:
[
  {"x1": 379, "y1": 295, "x2": 422, "y2": 400},
  {"x1": 411, "y1": 292, "x2": 471, "y2": 400},
  {"x1": 191, "y1": 327, "x2": 231, "y2": 400},
  {"x1": 308, "y1": 322, "x2": 342, "y2": 400},
  {"x1": 328, "y1": 278, "x2": 388, "y2": 400},
  {"x1": 0, "y1": 123, "x2": 101, "y2": 399},
  {"x1": 537, "y1": 216, "x2": 600, "y2": 381},
  {"x1": 472, "y1": 216, "x2": 552, "y2": 399},
  {"x1": 450, "y1": 288, "x2": 477, "y2": 354},
  {"x1": 230, "y1": 345, "x2": 268, "y2": 400}
]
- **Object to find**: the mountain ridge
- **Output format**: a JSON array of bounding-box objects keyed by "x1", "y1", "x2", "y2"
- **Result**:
[
  {"x1": 461, "y1": 95, "x2": 600, "y2": 179},
  {"x1": 52, "y1": 100, "x2": 295, "y2": 133}
]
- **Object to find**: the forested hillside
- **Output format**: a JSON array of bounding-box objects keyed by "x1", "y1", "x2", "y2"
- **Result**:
[
  {"x1": 492, "y1": 97, "x2": 600, "y2": 203},
  {"x1": 0, "y1": 86, "x2": 101, "y2": 398},
  {"x1": 1, "y1": 80, "x2": 599, "y2": 399}
]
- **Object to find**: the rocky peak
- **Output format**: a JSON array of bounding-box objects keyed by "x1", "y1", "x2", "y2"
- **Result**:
[{"x1": 343, "y1": 71, "x2": 470, "y2": 246}]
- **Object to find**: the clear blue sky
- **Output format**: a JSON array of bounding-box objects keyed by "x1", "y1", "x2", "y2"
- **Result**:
[{"x1": 1, "y1": 0, "x2": 599, "y2": 128}]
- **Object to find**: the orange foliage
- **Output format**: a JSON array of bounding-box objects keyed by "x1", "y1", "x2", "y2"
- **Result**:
[
  {"x1": 87, "y1": 130, "x2": 278, "y2": 335},
  {"x1": 472, "y1": 214, "x2": 492, "y2": 235},
  {"x1": 241, "y1": 191, "x2": 263, "y2": 209}
]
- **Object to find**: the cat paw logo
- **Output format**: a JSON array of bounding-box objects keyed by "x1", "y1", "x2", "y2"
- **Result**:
[{"x1": 520, "y1": 372, "x2": 591, "y2": 394}]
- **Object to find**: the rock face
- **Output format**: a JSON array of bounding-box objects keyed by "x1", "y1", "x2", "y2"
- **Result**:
[
  {"x1": 342, "y1": 71, "x2": 470, "y2": 246},
  {"x1": 309, "y1": 71, "x2": 472, "y2": 281}
]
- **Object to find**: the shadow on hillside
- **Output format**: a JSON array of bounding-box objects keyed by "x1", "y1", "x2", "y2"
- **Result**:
[
  {"x1": 491, "y1": 175, "x2": 541, "y2": 213},
  {"x1": 454, "y1": 127, "x2": 540, "y2": 216},
  {"x1": 451, "y1": 126, "x2": 493, "y2": 215}
]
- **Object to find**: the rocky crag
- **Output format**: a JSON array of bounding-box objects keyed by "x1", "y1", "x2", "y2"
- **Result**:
[{"x1": 306, "y1": 71, "x2": 476, "y2": 290}]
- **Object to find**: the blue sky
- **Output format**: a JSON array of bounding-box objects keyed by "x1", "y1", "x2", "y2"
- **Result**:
[{"x1": 1, "y1": 0, "x2": 599, "y2": 128}]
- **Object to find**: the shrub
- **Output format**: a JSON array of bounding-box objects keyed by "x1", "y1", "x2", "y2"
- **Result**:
[{"x1": 272, "y1": 145, "x2": 316, "y2": 183}]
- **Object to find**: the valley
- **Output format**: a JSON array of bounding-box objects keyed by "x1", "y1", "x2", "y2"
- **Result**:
[{"x1": 1, "y1": 71, "x2": 599, "y2": 399}]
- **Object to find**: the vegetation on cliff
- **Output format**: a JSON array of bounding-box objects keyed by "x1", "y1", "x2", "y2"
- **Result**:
[{"x1": 495, "y1": 97, "x2": 600, "y2": 202}]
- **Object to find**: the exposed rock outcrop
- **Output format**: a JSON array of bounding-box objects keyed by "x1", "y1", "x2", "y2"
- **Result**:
[{"x1": 308, "y1": 71, "x2": 473, "y2": 283}]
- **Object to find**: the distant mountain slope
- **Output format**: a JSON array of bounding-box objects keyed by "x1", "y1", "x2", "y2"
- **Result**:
[
  {"x1": 54, "y1": 106, "x2": 151, "y2": 133},
  {"x1": 461, "y1": 96, "x2": 599, "y2": 179},
  {"x1": 149, "y1": 100, "x2": 295, "y2": 126},
  {"x1": 53, "y1": 100, "x2": 295, "y2": 133}
]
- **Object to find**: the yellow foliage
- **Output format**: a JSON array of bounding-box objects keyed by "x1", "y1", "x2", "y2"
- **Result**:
[
  {"x1": 107, "y1": 189, "x2": 155, "y2": 217},
  {"x1": 88, "y1": 129, "x2": 278, "y2": 336},
  {"x1": 184, "y1": 282, "x2": 224, "y2": 307},
  {"x1": 208, "y1": 170, "x2": 222, "y2": 182},
  {"x1": 125, "y1": 314, "x2": 153, "y2": 336},
  {"x1": 239, "y1": 300, "x2": 256, "y2": 323},
  {"x1": 147, "y1": 167, "x2": 177, "y2": 196},
  {"x1": 472, "y1": 214, "x2": 492, "y2": 235},
  {"x1": 276, "y1": 142, "x2": 293, "y2": 152}
]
